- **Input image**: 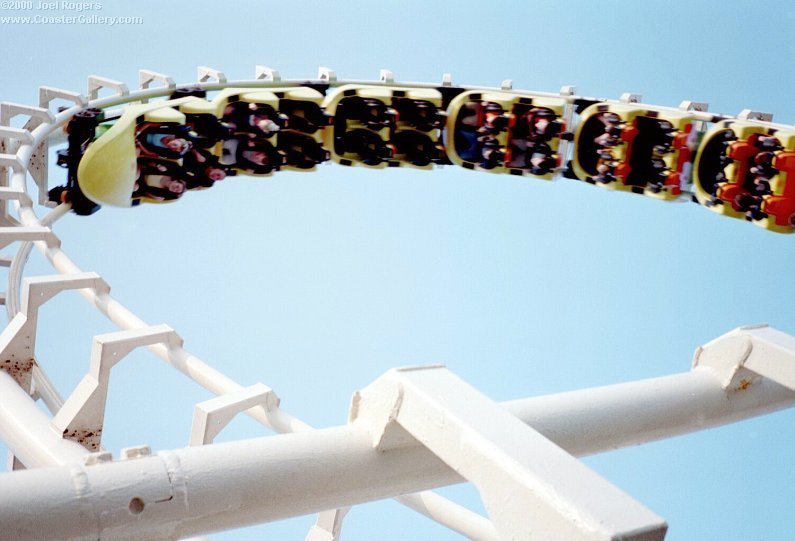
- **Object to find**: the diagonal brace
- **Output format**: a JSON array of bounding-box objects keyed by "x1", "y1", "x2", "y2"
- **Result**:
[{"x1": 350, "y1": 365, "x2": 667, "y2": 541}]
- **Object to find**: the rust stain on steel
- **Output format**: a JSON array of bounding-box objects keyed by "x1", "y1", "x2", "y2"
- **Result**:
[
  {"x1": 2, "y1": 357, "x2": 34, "y2": 388},
  {"x1": 62, "y1": 427, "x2": 102, "y2": 451}
]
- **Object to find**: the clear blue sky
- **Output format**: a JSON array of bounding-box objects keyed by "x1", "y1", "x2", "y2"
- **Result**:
[{"x1": 2, "y1": 1, "x2": 795, "y2": 539}]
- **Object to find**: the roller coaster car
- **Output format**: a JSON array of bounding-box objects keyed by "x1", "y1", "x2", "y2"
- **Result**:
[
  {"x1": 212, "y1": 87, "x2": 330, "y2": 172},
  {"x1": 572, "y1": 103, "x2": 697, "y2": 201},
  {"x1": 323, "y1": 85, "x2": 445, "y2": 169},
  {"x1": 271, "y1": 87, "x2": 332, "y2": 171},
  {"x1": 446, "y1": 91, "x2": 566, "y2": 179},
  {"x1": 693, "y1": 120, "x2": 795, "y2": 232},
  {"x1": 77, "y1": 98, "x2": 203, "y2": 207}
]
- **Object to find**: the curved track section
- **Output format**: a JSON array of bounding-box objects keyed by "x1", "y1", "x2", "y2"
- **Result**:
[{"x1": 0, "y1": 67, "x2": 794, "y2": 541}]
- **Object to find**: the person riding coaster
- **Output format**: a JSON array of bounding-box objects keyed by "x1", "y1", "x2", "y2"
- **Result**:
[
  {"x1": 135, "y1": 123, "x2": 198, "y2": 160},
  {"x1": 222, "y1": 101, "x2": 286, "y2": 138},
  {"x1": 134, "y1": 158, "x2": 190, "y2": 202},
  {"x1": 220, "y1": 135, "x2": 282, "y2": 175}
]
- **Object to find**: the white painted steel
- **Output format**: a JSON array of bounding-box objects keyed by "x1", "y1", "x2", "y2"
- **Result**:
[
  {"x1": 351, "y1": 366, "x2": 666, "y2": 540},
  {"x1": 504, "y1": 366, "x2": 795, "y2": 457},
  {"x1": 0, "y1": 370, "x2": 87, "y2": 467},
  {"x1": 694, "y1": 324, "x2": 795, "y2": 391},
  {"x1": 393, "y1": 493, "x2": 498, "y2": 541},
  {"x1": 52, "y1": 325, "x2": 183, "y2": 450},
  {"x1": 2, "y1": 359, "x2": 795, "y2": 540},
  {"x1": 189, "y1": 383, "x2": 279, "y2": 446}
]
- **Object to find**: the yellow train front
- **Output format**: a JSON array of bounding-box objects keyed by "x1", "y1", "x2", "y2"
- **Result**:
[
  {"x1": 445, "y1": 90, "x2": 567, "y2": 179},
  {"x1": 73, "y1": 85, "x2": 332, "y2": 208}
]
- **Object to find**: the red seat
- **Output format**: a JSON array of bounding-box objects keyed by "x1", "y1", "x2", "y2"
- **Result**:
[{"x1": 764, "y1": 152, "x2": 795, "y2": 225}]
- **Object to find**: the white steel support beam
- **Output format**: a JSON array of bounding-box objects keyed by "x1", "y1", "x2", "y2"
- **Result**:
[
  {"x1": 738, "y1": 109, "x2": 773, "y2": 122},
  {"x1": 0, "y1": 126, "x2": 34, "y2": 147},
  {"x1": 22, "y1": 272, "x2": 110, "y2": 315},
  {"x1": 0, "y1": 153, "x2": 24, "y2": 173},
  {"x1": 2, "y1": 326, "x2": 795, "y2": 541},
  {"x1": 679, "y1": 100, "x2": 709, "y2": 113},
  {"x1": 255, "y1": 65, "x2": 281, "y2": 82},
  {"x1": 394, "y1": 492, "x2": 498, "y2": 541},
  {"x1": 0, "y1": 369, "x2": 88, "y2": 468},
  {"x1": 379, "y1": 69, "x2": 394, "y2": 84},
  {"x1": 350, "y1": 366, "x2": 666, "y2": 541},
  {"x1": 51, "y1": 325, "x2": 182, "y2": 450},
  {"x1": 87, "y1": 75, "x2": 129, "y2": 101},
  {"x1": 318, "y1": 67, "x2": 337, "y2": 83},
  {"x1": 0, "y1": 273, "x2": 108, "y2": 392},
  {"x1": 693, "y1": 324, "x2": 795, "y2": 391},
  {"x1": 506, "y1": 325, "x2": 795, "y2": 458},
  {"x1": 189, "y1": 383, "x2": 279, "y2": 446},
  {"x1": 619, "y1": 92, "x2": 642, "y2": 104},
  {"x1": 39, "y1": 86, "x2": 87, "y2": 109},
  {"x1": 0, "y1": 102, "x2": 55, "y2": 127},
  {"x1": 197, "y1": 66, "x2": 227, "y2": 84},
  {"x1": 305, "y1": 508, "x2": 350, "y2": 541},
  {"x1": 187, "y1": 381, "x2": 483, "y2": 541},
  {"x1": 0, "y1": 226, "x2": 59, "y2": 249},
  {"x1": 139, "y1": 70, "x2": 176, "y2": 95}
]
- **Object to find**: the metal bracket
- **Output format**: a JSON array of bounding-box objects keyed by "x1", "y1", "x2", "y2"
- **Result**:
[
  {"x1": 0, "y1": 102, "x2": 55, "y2": 128},
  {"x1": 22, "y1": 272, "x2": 109, "y2": 315},
  {"x1": 0, "y1": 102, "x2": 53, "y2": 210},
  {"x1": 255, "y1": 65, "x2": 281, "y2": 82},
  {"x1": 0, "y1": 186, "x2": 32, "y2": 207},
  {"x1": 121, "y1": 445, "x2": 151, "y2": 460},
  {"x1": 38, "y1": 86, "x2": 87, "y2": 110},
  {"x1": 51, "y1": 324, "x2": 183, "y2": 450},
  {"x1": 7, "y1": 453, "x2": 25, "y2": 471},
  {"x1": 500, "y1": 79, "x2": 513, "y2": 91},
  {"x1": 0, "y1": 126, "x2": 33, "y2": 147},
  {"x1": 87, "y1": 75, "x2": 129, "y2": 101},
  {"x1": 350, "y1": 365, "x2": 667, "y2": 541},
  {"x1": 693, "y1": 324, "x2": 795, "y2": 391},
  {"x1": 0, "y1": 273, "x2": 108, "y2": 392},
  {"x1": 138, "y1": 70, "x2": 176, "y2": 103},
  {"x1": 83, "y1": 450, "x2": 112, "y2": 466},
  {"x1": 189, "y1": 383, "x2": 279, "y2": 446},
  {"x1": 679, "y1": 100, "x2": 709, "y2": 113},
  {"x1": 318, "y1": 67, "x2": 337, "y2": 83},
  {"x1": 738, "y1": 109, "x2": 773, "y2": 122},
  {"x1": 560, "y1": 85, "x2": 576, "y2": 96},
  {"x1": 5, "y1": 100, "x2": 53, "y2": 206},
  {"x1": 197, "y1": 66, "x2": 227, "y2": 84},
  {"x1": 0, "y1": 154, "x2": 24, "y2": 174},
  {"x1": 441, "y1": 73, "x2": 453, "y2": 87},
  {"x1": 619, "y1": 93, "x2": 642, "y2": 104},
  {"x1": 0, "y1": 226, "x2": 59, "y2": 250},
  {"x1": 306, "y1": 508, "x2": 350, "y2": 541},
  {"x1": 379, "y1": 69, "x2": 394, "y2": 84}
]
